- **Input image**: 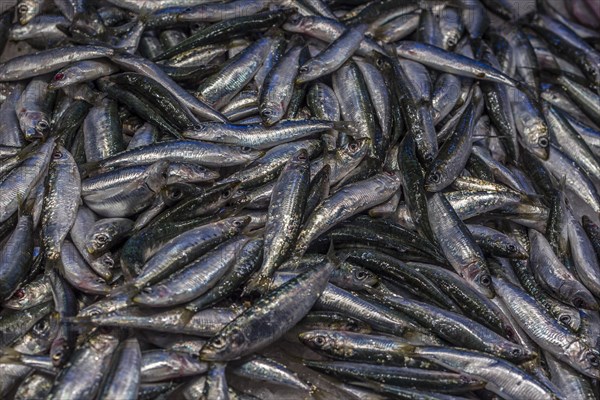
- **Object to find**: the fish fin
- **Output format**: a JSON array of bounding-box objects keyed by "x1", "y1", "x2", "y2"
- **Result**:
[
  {"x1": 136, "y1": 5, "x2": 153, "y2": 25},
  {"x1": 16, "y1": 140, "x2": 40, "y2": 160},
  {"x1": 325, "y1": 239, "x2": 346, "y2": 268},
  {"x1": 79, "y1": 161, "x2": 100, "y2": 178},
  {"x1": 0, "y1": 347, "x2": 22, "y2": 363},
  {"x1": 514, "y1": 80, "x2": 540, "y2": 107}
]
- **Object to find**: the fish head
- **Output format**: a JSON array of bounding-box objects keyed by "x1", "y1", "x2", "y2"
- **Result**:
[
  {"x1": 570, "y1": 287, "x2": 599, "y2": 311},
  {"x1": 22, "y1": 111, "x2": 50, "y2": 141},
  {"x1": 521, "y1": 121, "x2": 549, "y2": 161},
  {"x1": 297, "y1": 60, "x2": 324, "y2": 84},
  {"x1": 499, "y1": 341, "x2": 536, "y2": 363},
  {"x1": 48, "y1": 68, "x2": 81, "y2": 90},
  {"x1": 424, "y1": 167, "x2": 448, "y2": 192},
  {"x1": 200, "y1": 328, "x2": 247, "y2": 362},
  {"x1": 298, "y1": 330, "x2": 342, "y2": 353},
  {"x1": 161, "y1": 183, "x2": 199, "y2": 206},
  {"x1": 337, "y1": 138, "x2": 369, "y2": 163},
  {"x1": 282, "y1": 13, "x2": 309, "y2": 33},
  {"x1": 349, "y1": 265, "x2": 379, "y2": 288},
  {"x1": 51, "y1": 337, "x2": 73, "y2": 367},
  {"x1": 225, "y1": 215, "x2": 252, "y2": 234},
  {"x1": 214, "y1": 180, "x2": 242, "y2": 204},
  {"x1": 86, "y1": 230, "x2": 112, "y2": 255},
  {"x1": 568, "y1": 341, "x2": 600, "y2": 379},
  {"x1": 233, "y1": 146, "x2": 264, "y2": 164},
  {"x1": 259, "y1": 101, "x2": 285, "y2": 127},
  {"x1": 143, "y1": 161, "x2": 171, "y2": 193},
  {"x1": 17, "y1": 0, "x2": 40, "y2": 25},
  {"x1": 463, "y1": 262, "x2": 494, "y2": 298}
]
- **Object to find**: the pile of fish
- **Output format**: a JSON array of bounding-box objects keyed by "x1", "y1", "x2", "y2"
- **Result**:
[{"x1": 2, "y1": 0, "x2": 600, "y2": 398}]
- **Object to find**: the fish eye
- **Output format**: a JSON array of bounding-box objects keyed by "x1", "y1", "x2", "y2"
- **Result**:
[
  {"x1": 573, "y1": 297, "x2": 584, "y2": 308},
  {"x1": 507, "y1": 244, "x2": 517, "y2": 253},
  {"x1": 297, "y1": 152, "x2": 307, "y2": 161},
  {"x1": 314, "y1": 336, "x2": 327, "y2": 346},
  {"x1": 95, "y1": 277, "x2": 106, "y2": 284},
  {"x1": 299, "y1": 66, "x2": 309, "y2": 74},
  {"x1": 102, "y1": 257, "x2": 114, "y2": 267},
  {"x1": 538, "y1": 137, "x2": 549, "y2": 148},
  {"x1": 221, "y1": 189, "x2": 232, "y2": 198},
  {"x1": 17, "y1": 4, "x2": 28, "y2": 14},
  {"x1": 559, "y1": 314, "x2": 572, "y2": 324},
  {"x1": 34, "y1": 319, "x2": 48, "y2": 332},
  {"x1": 233, "y1": 219, "x2": 245, "y2": 227},
  {"x1": 428, "y1": 170, "x2": 441, "y2": 184},
  {"x1": 348, "y1": 142, "x2": 359, "y2": 153},
  {"x1": 37, "y1": 120, "x2": 49, "y2": 131},
  {"x1": 212, "y1": 337, "x2": 226, "y2": 349},
  {"x1": 52, "y1": 351, "x2": 62, "y2": 361},
  {"x1": 511, "y1": 348, "x2": 522, "y2": 357},
  {"x1": 95, "y1": 234, "x2": 109, "y2": 244},
  {"x1": 354, "y1": 270, "x2": 367, "y2": 280},
  {"x1": 14, "y1": 288, "x2": 25, "y2": 299},
  {"x1": 587, "y1": 352, "x2": 599, "y2": 367},
  {"x1": 375, "y1": 58, "x2": 384, "y2": 67},
  {"x1": 53, "y1": 149, "x2": 63, "y2": 159},
  {"x1": 54, "y1": 73, "x2": 65, "y2": 81},
  {"x1": 261, "y1": 109, "x2": 272, "y2": 117},
  {"x1": 241, "y1": 146, "x2": 253, "y2": 153},
  {"x1": 142, "y1": 287, "x2": 153, "y2": 294},
  {"x1": 479, "y1": 274, "x2": 491, "y2": 287},
  {"x1": 170, "y1": 189, "x2": 182, "y2": 199},
  {"x1": 287, "y1": 14, "x2": 302, "y2": 25}
]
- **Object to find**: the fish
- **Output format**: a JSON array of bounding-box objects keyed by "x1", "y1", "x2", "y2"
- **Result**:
[{"x1": 0, "y1": 2, "x2": 598, "y2": 399}]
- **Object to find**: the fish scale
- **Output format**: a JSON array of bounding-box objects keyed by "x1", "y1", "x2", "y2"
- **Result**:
[{"x1": 0, "y1": 1, "x2": 600, "y2": 399}]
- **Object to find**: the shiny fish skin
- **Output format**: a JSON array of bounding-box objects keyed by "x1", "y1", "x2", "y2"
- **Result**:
[
  {"x1": 529, "y1": 229, "x2": 598, "y2": 310},
  {"x1": 259, "y1": 45, "x2": 303, "y2": 126},
  {"x1": 88, "y1": 140, "x2": 262, "y2": 170},
  {"x1": 246, "y1": 150, "x2": 310, "y2": 294},
  {"x1": 83, "y1": 98, "x2": 126, "y2": 163},
  {"x1": 196, "y1": 36, "x2": 273, "y2": 110},
  {"x1": 294, "y1": 171, "x2": 401, "y2": 258},
  {"x1": 97, "y1": 337, "x2": 142, "y2": 400},
  {"x1": 0, "y1": 138, "x2": 55, "y2": 224},
  {"x1": 134, "y1": 236, "x2": 248, "y2": 307},
  {"x1": 16, "y1": 78, "x2": 52, "y2": 141},
  {"x1": 83, "y1": 161, "x2": 168, "y2": 218},
  {"x1": 0, "y1": 46, "x2": 115, "y2": 81},
  {"x1": 0, "y1": 213, "x2": 33, "y2": 301},
  {"x1": 297, "y1": 25, "x2": 366, "y2": 84},
  {"x1": 47, "y1": 329, "x2": 121, "y2": 400},
  {"x1": 0, "y1": 2, "x2": 599, "y2": 399},
  {"x1": 409, "y1": 346, "x2": 557, "y2": 400},
  {"x1": 41, "y1": 146, "x2": 81, "y2": 261},
  {"x1": 428, "y1": 192, "x2": 493, "y2": 298},
  {"x1": 132, "y1": 216, "x2": 249, "y2": 288},
  {"x1": 200, "y1": 257, "x2": 337, "y2": 361},
  {"x1": 494, "y1": 276, "x2": 600, "y2": 379}
]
